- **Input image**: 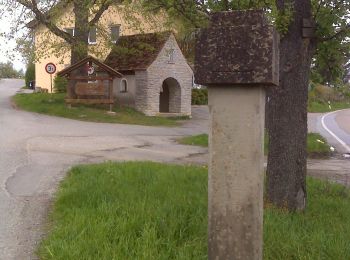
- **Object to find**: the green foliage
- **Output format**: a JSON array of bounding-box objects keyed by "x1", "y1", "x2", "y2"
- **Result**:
[
  {"x1": 178, "y1": 134, "x2": 208, "y2": 147},
  {"x1": 307, "y1": 133, "x2": 331, "y2": 158},
  {"x1": 308, "y1": 100, "x2": 350, "y2": 113},
  {"x1": 12, "y1": 93, "x2": 183, "y2": 126},
  {"x1": 0, "y1": 62, "x2": 23, "y2": 78},
  {"x1": 192, "y1": 88, "x2": 208, "y2": 105},
  {"x1": 38, "y1": 162, "x2": 208, "y2": 259},
  {"x1": 25, "y1": 63, "x2": 35, "y2": 88},
  {"x1": 311, "y1": 0, "x2": 350, "y2": 85},
  {"x1": 308, "y1": 83, "x2": 350, "y2": 112},
  {"x1": 53, "y1": 76, "x2": 68, "y2": 93},
  {"x1": 179, "y1": 133, "x2": 331, "y2": 158},
  {"x1": 274, "y1": 3, "x2": 294, "y2": 36},
  {"x1": 309, "y1": 84, "x2": 338, "y2": 102},
  {"x1": 38, "y1": 162, "x2": 350, "y2": 259},
  {"x1": 142, "y1": 0, "x2": 350, "y2": 86}
]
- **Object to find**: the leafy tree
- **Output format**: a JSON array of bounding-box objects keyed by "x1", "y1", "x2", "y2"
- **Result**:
[
  {"x1": 0, "y1": 62, "x2": 23, "y2": 78},
  {"x1": 1, "y1": 0, "x2": 119, "y2": 64},
  {"x1": 142, "y1": 0, "x2": 350, "y2": 211},
  {"x1": 54, "y1": 75, "x2": 68, "y2": 93},
  {"x1": 310, "y1": 0, "x2": 350, "y2": 86},
  {"x1": 25, "y1": 63, "x2": 35, "y2": 88}
]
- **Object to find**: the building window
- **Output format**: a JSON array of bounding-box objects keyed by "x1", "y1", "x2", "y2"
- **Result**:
[
  {"x1": 120, "y1": 79, "x2": 128, "y2": 93},
  {"x1": 65, "y1": 28, "x2": 74, "y2": 36},
  {"x1": 110, "y1": 25, "x2": 120, "y2": 43},
  {"x1": 168, "y1": 49, "x2": 175, "y2": 63},
  {"x1": 89, "y1": 27, "x2": 97, "y2": 44}
]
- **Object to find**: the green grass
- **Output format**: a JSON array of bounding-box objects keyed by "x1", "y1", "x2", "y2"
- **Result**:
[
  {"x1": 177, "y1": 133, "x2": 208, "y2": 147},
  {"x1": 38, "y1": 162, "x2": 350, "y2": 259},
  {"x1": 307, "y1": 133, "x2": 331, "y2": 158},
  {"x1": 308, "y1": 100, "x2": 350, "y2": 113},
  {"x1": 12, "y1": 93, "x2": 185, "y2": 126},
  {"x1": 178, "y1": 133, "x2": 331, "y2": 158}
]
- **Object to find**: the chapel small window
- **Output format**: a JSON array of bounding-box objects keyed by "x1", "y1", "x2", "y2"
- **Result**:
[
  {"x1": 111, "y1": 25, "x2": 120, "y2": 42},
  {"x1": 168, "y1": 49, "x2": 175, "y2": 63},
  {"x1": 120, "y1": 79, "x2": 128, "y2": 93}
]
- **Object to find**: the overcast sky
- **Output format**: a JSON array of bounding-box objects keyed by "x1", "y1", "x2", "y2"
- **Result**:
[{"x1": 0, "y1": 16, "x2": 26, "y2": 72}]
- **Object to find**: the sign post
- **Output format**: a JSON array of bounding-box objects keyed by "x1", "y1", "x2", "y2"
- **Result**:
[
  {"x1": 195, "y1": 10, "x2": 279, "y2": 259},
  {"x1": 45, "y1": 62, "x2": 57, "y2": 93}
]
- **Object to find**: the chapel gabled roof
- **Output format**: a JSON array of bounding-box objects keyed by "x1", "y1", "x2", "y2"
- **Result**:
[
  {"x1": 104, "y1": 31, "x2": 173, "y2": 72},
  {"x1": 57, "y1": 56, "x2": 122, "y2": 77}
]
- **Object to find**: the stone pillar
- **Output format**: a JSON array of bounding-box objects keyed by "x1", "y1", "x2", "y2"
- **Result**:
[{"x1": 195, "y1": 10, "x2": 279, "y2": 260}]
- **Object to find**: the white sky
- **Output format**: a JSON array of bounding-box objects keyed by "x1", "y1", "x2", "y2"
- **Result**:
[{"x1": 0, "y1": 16, "x2": 26, "y2": 72}]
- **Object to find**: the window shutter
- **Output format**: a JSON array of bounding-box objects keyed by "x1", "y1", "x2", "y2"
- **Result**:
[
  {"x1": 111, "y1": 25, "x2": 120, "y2": 42},
  {"x1": 89, "y1": 27, "x2": 97, "y2": 43}
]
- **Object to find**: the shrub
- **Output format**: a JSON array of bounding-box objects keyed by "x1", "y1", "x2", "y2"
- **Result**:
[
  {"x1": 25, "y1": 63, "x2": 35, "y2": 88},
  {"x1": 192, "y1": 88, "x2": 208, "y2": 105},
  {"x1": 54, "y1": 75, "x2": 68, "y2": 93},
  {"x1": 308, "y1": 84, "x2": 346, "y2": 102}
]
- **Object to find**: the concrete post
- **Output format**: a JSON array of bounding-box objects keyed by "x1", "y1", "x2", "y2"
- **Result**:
[{"x1": 195, "y1": 10, "x2": 279, "y2": 260}]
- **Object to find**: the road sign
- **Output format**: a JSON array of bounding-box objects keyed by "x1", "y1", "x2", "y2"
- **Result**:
[
  {"x1": 45, "y1": 63, "x2": 56, "y2": 93},
  {"x1": 45, "y1": 63, "x2": 56, "y2": 74}
]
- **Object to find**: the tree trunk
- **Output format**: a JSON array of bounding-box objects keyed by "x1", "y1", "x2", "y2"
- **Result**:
[
  {"x1": 266, "y1": 0, "x2": 316, "y2": 211},
  {"x1": 68, "y1": 0, "x2": 89, "y2": 98},
  {"x1": 71, "y1": 0, "x2": 89, "y2": 64}
]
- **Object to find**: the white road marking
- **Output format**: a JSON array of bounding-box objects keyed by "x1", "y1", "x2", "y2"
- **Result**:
[{"x1": 321, "y1": 109, "x2": 350, "y2": 153}]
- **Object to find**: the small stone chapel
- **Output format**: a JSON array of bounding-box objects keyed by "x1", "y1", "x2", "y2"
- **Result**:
[{"x1": 104, "y1": 31, "x2": 193, "y2": 116}]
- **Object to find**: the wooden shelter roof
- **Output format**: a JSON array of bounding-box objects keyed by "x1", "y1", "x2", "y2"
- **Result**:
[
  {"x1": 104, "y1": 31, "x2": 172, "y2": 72},
  {"x1": 57, "y1": 56, "x2": 122, "y2": 78}
]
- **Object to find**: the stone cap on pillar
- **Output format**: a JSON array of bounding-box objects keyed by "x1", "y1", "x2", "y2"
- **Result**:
[{"x1": 194, "y1": 10, "x2": 279, "y2": 87}]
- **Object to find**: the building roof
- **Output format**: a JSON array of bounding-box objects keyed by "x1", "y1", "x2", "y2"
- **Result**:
[
  {"x1": 57, "y1": 56, "x2": 122, "y2": 78},
  {"x1": 104, "y1": 31, "x2": 173, "y2": 72}
]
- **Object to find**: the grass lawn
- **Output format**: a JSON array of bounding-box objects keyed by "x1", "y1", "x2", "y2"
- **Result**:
[
  {"x1": 178, "y1": 133, "x2": 331, "y2": 158},
  {"x1": 12, "y1": 93, "x2": 185, "y2": 126},
  {"x1": 177, "y1": 133, "x2": 208, "y2": 147},
  {"x1": 308, "y1": 100, "x2": 350, "y2": 113},
  {"x1": 38, "y1": 162, "x2": 350, "y2": 259}
]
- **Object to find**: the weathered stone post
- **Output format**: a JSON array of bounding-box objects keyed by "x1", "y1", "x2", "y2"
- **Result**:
[{"x1": 195, "y1": 10, "x2": 279, "y2": 259}]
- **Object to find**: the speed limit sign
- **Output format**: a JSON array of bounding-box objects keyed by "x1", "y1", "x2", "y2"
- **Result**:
[
  {"x1": 45, "y1": 63, "x2": 56, "y2": 74},
  {"x1": 45, "y1": 63, "x2": 56, "y2": 93}
]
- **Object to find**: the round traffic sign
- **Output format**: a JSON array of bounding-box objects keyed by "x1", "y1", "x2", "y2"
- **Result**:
[{"x1": 45, "y1": 63, "x2": 56, "y2": 74}]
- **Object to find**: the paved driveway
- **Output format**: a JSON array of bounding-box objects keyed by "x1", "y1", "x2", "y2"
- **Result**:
[{"x1": 0, "y1": 79, "x2": 208, "y2": 259}]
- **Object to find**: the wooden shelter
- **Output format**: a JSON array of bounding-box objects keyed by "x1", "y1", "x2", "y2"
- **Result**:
[{"x1": 57, "y1": 56, "x2": 122, "y2": 111}]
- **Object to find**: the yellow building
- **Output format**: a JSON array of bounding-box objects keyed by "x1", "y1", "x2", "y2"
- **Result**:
[{"x1": 28, "y1": 3, "x2": 165, "y2": 92}]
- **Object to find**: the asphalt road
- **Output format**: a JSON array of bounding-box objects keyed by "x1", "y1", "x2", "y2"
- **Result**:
[
  {"x1": 309, "y1": 109, "x2": 350, "y2": 155},
  {"x1": 0, "y1": 79, "x2": 207, "y2": 259}
]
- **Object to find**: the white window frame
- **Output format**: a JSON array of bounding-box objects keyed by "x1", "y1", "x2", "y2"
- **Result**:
[
  {"x1": 65, "y1": 28, "x2": 75, "y2": 37},
  {"x1": 120, "y1": 78, "x2": 128, "y2": 93},
  {"x1": 110, "y1": 24, "x2": 121, "y2": 43},
  {"x1": 88, "y1": 27, "x2": 97, "y2": 45}
]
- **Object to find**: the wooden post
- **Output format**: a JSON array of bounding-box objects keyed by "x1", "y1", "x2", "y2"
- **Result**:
[
  {"x1": 109, "y1": 78, "x2": 113, "y2": 112},
  {"x1": 195, "y1": 10, "x2": 279, "y2": 259}
]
